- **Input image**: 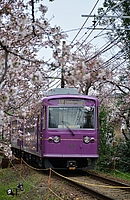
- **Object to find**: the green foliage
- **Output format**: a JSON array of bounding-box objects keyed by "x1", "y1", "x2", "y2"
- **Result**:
[
  {"x1": 96, "y1": 106, "x2": 114, "y2": 172},
  {"x1": 98, "y1": 0, "x2": 130, "y2": 61},
  {"x1": 96, "y1": 105, "x2": 130, "y2": 173},
  {"x1": 114, "y1": 140, "x2": 130, "y2": 172}
]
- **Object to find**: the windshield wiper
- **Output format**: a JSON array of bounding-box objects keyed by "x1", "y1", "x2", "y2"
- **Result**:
[{"x1": 61, "y1": 120, "x2": 75, "y2": 136}]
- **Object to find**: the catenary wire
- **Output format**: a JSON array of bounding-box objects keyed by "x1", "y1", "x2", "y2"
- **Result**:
[
  {"x1": 46, "y1": 0, "x2": 128, "y2": 88},
  {"x1": 70, "y1": 0, "x2": 100, "y2": 45},
  {"x1": 72, "y1": 0, "x2": 127, "y2": 53}
]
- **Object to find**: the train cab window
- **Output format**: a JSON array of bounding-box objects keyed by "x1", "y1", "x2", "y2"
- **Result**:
[{"x1": 48, "y1": 106, "x2": 95, "y2": 129}]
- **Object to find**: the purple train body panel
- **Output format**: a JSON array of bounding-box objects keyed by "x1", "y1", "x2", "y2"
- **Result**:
[{"x1": 11, "y1": 88, "x2": 99, "y2": 170}]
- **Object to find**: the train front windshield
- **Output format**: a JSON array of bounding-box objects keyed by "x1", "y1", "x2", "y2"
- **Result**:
[{"x1": 49, "y1": 106, "x2": 95, "y2": 129}]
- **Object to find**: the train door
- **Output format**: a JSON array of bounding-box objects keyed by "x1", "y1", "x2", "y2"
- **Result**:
[{"x1": 38, "y1": 106, "x2": 46, "y2": 154}]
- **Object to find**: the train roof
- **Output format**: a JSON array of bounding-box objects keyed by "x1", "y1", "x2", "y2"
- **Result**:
[
  {"x1": 46, "y1": 88, "x2": 79, "y2": 96},
  {"x1": 43, "y1": 88, "x2": 98, "y2": 101}
]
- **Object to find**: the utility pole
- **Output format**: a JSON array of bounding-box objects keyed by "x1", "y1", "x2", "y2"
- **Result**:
[
  {"x1": 82, "y1": 14, "x2": 130, "y2": 19},
  {"x1": 81, "y1": 14, "x2": 130, "y2": 31}
]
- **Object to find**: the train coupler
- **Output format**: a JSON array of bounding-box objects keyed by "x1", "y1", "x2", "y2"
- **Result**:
[{"x1": 67, "y1": 160, "x2": 77, "y2": 170}]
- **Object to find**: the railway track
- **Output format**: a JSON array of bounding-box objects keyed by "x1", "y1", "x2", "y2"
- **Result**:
[
  {"x1": 53, "y1": 170, "x2": 130, "y2": 200},
  {"x1": 87, "y1": 170, "x2": 130, "y2": 192}
]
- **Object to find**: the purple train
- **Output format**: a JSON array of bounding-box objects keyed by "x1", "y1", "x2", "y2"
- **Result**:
[{"x1": 10, "y1": 88, "x2": 99, "y2": 170}]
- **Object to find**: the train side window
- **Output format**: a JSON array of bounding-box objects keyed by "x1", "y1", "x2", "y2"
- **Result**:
[
  {"x1": 25, "y1": 116, "x2": 36, "y2": 134},
  {"x1": 82, "y1": 107, "x2": 94, "y2": 129},
  {"x1": 11, "y1": 119, "x2": 24, "y2": 134},
  {"x1": 11, "y1": 120, "x2": 18, "y2": 134}
]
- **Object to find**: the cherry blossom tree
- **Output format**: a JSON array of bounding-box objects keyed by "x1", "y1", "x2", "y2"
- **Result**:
[
  {"x1": 1, "y1": 0, "x2": 129, "y2": 145},
  {"x1": 52, "y1": 41, "x2": 110, "y2": 95},
  {"x1": 2, "y1": 0, "x2": 129, "y2": 161},
  {"x1": 0, "y1": 0, "x2": 68, "y2": 157},
  {"x1": 0, "y1": 0, "x2": 67, "y2": 124}
]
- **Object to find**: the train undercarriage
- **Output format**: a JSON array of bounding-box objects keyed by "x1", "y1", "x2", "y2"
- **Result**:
[{"x1": 11, "y1": 147, "x2": 97, "y2": 170}]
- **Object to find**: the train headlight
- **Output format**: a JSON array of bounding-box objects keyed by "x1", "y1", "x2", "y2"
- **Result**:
[
  {"x1": 83, "y1": 136, "x2": 90, "y2": 144},
  {"x1": 48, "y1": 137, "x2": 53, "y2": 142},
  {"x1": 53, "y1": 136, "x2": 60, "y2": 143}
]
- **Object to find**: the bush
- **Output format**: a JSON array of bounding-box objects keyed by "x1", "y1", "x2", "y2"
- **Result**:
[
  {"x1": 96, "y1": 105, "x2": 130, "y2": 173},
  {"x1": 96, "y1": 106, "x2": 114, "y2": 172},
  {"x1": 114, "y1": 140, "x2": 130, "y2": 172}
]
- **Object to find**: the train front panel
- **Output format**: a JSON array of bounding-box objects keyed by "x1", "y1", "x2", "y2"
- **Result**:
[{"x1": 41, "y1": 95, "x2": 98, "y2": 170}]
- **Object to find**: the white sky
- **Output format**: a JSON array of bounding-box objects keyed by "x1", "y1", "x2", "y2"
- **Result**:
[
  {"x1": 40, "y1": 0, "x2": 108, "y2": 88},
  {"x1": 36, "y1": 0, "x2": 121, "y2": 89},
  {"x1": 43, "y1": 0, "x2": 106, "y2": 46}
]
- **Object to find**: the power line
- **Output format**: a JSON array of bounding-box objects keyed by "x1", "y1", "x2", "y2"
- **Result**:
[
  {"x1": 100, "y1": 49, "x2": 127, "y2": 70},
  {"x1": 72, "y1": 0, "x2": 129, "y2": 62},
  {"x1": 47, "y1": 0, "x2": 128, "y2": 89},
  {"x1": 84, "y1": 37, "x2": 122, "y2": 63},
  {"x1": 72, "y1": 0, "x2": 128, "y2": 52},
  {"x1": 70, "y1": 0, "x2": 100, "y2": 45}
]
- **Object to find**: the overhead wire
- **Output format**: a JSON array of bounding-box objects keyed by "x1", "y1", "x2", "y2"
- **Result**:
[
  {"x1": 47, "y1": 49, "x2": 127, "y2": 90},
  {"x1": 83, "y1": 17, "x2": 117, "y2": 46},
  {"x1": 98, "y1": 49, "x2": 127, "y2": 72},
  {"x1": 111, "y1": 60, "x2": 127, "y2": 72},
  {"x1": 49, "y1": 1, "x2": 124, "y2": 64},
  {"x1": 67, "y1": 0, "x2": 129, "y2": 57},
  {"x1": 46, "y1": 0, "x2": 128, "y2": 89},
  {"x1": 70, "y1": 0, "x2": 100, "y2": 46},
  {"x1": 61, "y1": 46, "x2": 127, "y2": 76},
  {"x1": 45, "y1": 66, "x2": 62, "y2": 89},
  {"x1": 74, "y1": 28, "x2": 96, "y2": 53},
  {"x1": 47, "y1": 40, "x2": 127, "y2": 87},
  {"x1": 74, "y1": 30, "x2": 127, "y2": 74},
  {"x1": 72, "y1": 0, "x2": 127, "y2": 53},
  {"x1": 86, "y1": 9, "x2": 126, "y2": 67},
  {"x1": 85, "y1": 36, "x2": 121, "y2": 63}
]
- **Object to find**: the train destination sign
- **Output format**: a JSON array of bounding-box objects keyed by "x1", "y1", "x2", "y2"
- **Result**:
[{"x1": 58, "y1": 99, "x2": 86, "y2": 105}]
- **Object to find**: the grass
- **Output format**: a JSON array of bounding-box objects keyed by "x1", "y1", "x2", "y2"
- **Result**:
[
  {"x1": 0, "y1": 168, "x2": 40, "y2": 200},
  {"x1": 112, "y1": 170, "x2": 130, "y2": 181},
  {"x1": 0, "y1": 168, "x2": 22, "y2": 200},
  {"x1": 0, "y1": 157, "x2": 130, "y2": 199},
  {"x1": 0, "y1": 159, "x2": 54, "y2": 200},
  {"x1": 95, "y1": 168, "x2": 130, "y2": 183}
]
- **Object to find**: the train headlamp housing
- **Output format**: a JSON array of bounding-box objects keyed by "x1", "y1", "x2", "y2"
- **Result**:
[
  {"x1": 90, "y1": 137, "x2": 95, "y2": 143},
  {"x1": 53, "y1": 136, "x2": 60, "y2": 143},
  {"x1": 83, "y1": 136, "x2": 90, "y2": 144}
]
